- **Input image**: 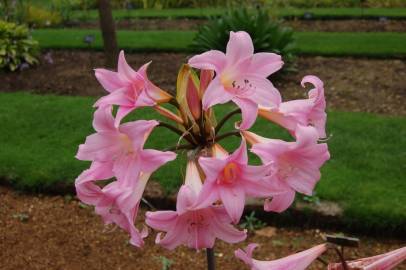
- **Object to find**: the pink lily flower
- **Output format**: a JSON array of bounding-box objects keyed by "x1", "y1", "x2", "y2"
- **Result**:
[
  {"x1": 94, "y1": 172, "x2": 152, "y2": 247},
  {"x1": 145, "y1": 161, "x2": 247, "y2": 250},
  {"x1": 258, "y1": 75, "x2": 327, "y2": 138},
  {"x1": 328, "y1": 246, "x2": 406, "y2": 270},
  {"x1": 195, "y1": 139, "x2": 277, "y2": 223},
  {"x1": 94, "y1": 51, "x2": 172, "y2": 126},
  {"x1": 188, "y1": 31, "x2": 283, "y2": 130},
  {"x1": 76, "y1": 106, "x2": 176, "y2": 185},
  {"x1": 244, "y1": 125, "x2": 330, "y2": 213},
  {"x1": 235, "y1": 243, "x2": 327, "y2": 270}
]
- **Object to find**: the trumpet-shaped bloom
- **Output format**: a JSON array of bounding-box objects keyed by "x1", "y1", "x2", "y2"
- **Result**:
[
  {"x1": 188, "y1": 31, "x2": 283, "y2": 130},
  {"x1": 235, "y1": 243, "x2": 327, "y2": 270},
  {"x1": 328, "y1": 246, "x2": 406, "y2": 270},
  {"x1": 95, "y1": 172, "x2": 152, "y2": 247},
  {"x1": 245, "y1": 125, "x2": 330, "y2": 213},
  {"x1": 258, "y1": 75, "x2": 327, "y2": 138},
  {"x1": 94, "y1": 51, "x2": 172, "y2": 126},
  {"x1": 76, "y1": 106, "x2": 176, "y2": 186},
  {"x1": 196, "y1": 140, "x2": 277, "y2": 223},
  {"x1": 145, "y1": 161, "x2": 246, "y2": 250}
]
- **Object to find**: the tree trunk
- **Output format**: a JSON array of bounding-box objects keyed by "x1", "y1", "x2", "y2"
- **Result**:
[{"x1": 98, "y1": 0, "x2": 118, "y2": 67}]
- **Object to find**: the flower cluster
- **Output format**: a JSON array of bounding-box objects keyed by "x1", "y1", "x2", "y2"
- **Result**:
[{"x1": 75, "y1": 31, "x2": 330, "y2": 262}]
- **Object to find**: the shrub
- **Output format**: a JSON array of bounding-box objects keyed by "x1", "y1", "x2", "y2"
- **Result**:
[
  {"x1": 0, "y1": 20, "x2": 39, "y2": 71},
  {"x1": 24, "y1": 5, "x2": 62, "y2": 27},
  {"x1": 191, "y1": 8, "x2": 295, "y2": 67}
]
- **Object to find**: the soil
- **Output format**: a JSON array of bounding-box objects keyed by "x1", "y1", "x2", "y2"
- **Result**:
[
  {"x1": 67, "y1": 18, "x2": 406, "y2": 32},
  {"x1": 1, "y1": 50, "x2": 405, "y2": 115},
  {"x1": 0, "y1": 186, "x2": 405, "y2": 270}
]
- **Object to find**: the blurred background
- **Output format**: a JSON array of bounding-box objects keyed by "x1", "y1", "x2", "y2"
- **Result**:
[{"x1": 0, "y1": 0, "x2": 405, "y2": 269}]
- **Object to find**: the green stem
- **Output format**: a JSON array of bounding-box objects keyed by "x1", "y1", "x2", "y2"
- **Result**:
[
  {"x1": 214, "y1": 130, "x2": 241, "y2": 142},
  {"x1": 215, "y1": 108, "x2": 241, "y2": 134}
]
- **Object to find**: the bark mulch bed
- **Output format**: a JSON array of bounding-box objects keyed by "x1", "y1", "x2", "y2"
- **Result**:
[
  {"x1": 0, "y1": 186, "x2": 405, "y2": 270},
  {"x1": 68, "y1": 18, "x2": 406, "y2": 32},
  {"x1": 1, "y1": 51, "x2": 405, "y2": 115}
]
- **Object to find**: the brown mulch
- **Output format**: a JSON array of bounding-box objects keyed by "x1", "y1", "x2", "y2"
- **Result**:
[
  {"x1": 1, "y1": 50, "x2": 405, "y2": 116},
  {"x1": 0, "y1": 186, "x2": 405, "y2": 270},
  {"x1": 68, "y1": 18, "x2": 406, "y2": 32}
]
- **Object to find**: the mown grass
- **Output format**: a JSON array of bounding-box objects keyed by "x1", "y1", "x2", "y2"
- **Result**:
[
  {"x1": 32, "y1": 29, "x2": 406, "y2": 57},
  {"x1": 70, "y1": 7, "x2": 406, "y2": 20},
  {"x1": 0, "y1": 92, "x2": 405, "y2": 232}
]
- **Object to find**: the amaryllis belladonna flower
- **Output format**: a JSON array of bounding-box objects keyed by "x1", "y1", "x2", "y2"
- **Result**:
[
  {"x1": 235, "y1": 243, "x2": 327, "y2": 270},
  {"x1": 76, "y1": 105, "x2": 176, "y2": 186},
  {"x1": 195, "y1": 139, "x2": 279, "y2": 223},
  {"x1": 259, "y1": 75, "x2": 327, "y2": 138},
  {"x1": 75, "y1": 106, "x2": 176, "y2": 247},
  {"x1": 94, "y1": 51, "x2": 172, "y2": 126},
  {"x1": 243, "y1": 125, "x2": 330, "y2": 213},
  {"x1": 145, "y1": 161, "x2": 247, "y2": 250},
  {"x1": 328, "y1": 246, "x2": 406, "y2": 270},
  {"x1": 188, "y1": 31, "x2": 283, "y2": 130}
]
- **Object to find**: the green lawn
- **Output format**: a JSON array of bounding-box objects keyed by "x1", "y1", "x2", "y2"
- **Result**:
[
  {"x1": 70, "y1": 7, "x2": 406, "y2": 20},
  {"x1": 0, "y1": 92, "x2": 405, "y2": 232},
  {"x1": 32, "y1": 29, "x2": 406, "y2": 57}
]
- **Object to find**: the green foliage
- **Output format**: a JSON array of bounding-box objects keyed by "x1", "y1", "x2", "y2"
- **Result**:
[
  {"x1": 155, "y1": 256, "x2": 173, "y2": 270},
  {"x1": 0, "y1": 20, "x2": 39, "y2": 71},
  {"x1": 239, "y1": 211, "x2": 266, "y2": 233},
  {"x1": 24, "y1": 5, "x2": 62, "y2": 27},
  {"x1": 268, "y1": 0, "x2": 406, "y2": 8},
  {"x1": 191, "y1": 8, "x2": 296, "y2": 65}
]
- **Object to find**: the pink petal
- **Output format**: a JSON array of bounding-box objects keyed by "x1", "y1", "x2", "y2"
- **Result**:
[
  {"x1": 92, "y1": 106, "x2": 116, "y2": 132},
  {"x1": 226, "y1": 31, "x2": 254, "y2": 64},
  {"x1": 210, "y1": 209, "x2": 247, "y2": 243},
  {"x1": 233, "y1": 97, "x2": 258, "y2": 130},
  {"x1": 114, "y1": 106, "x2": 134, "y2": 127},
  {"x1": 202, "y1": 77, "x2": 234, "y2": 110},
  {"x1": 119, "y1": 119, "x2": 159, "y2": 149},
  {"x1": 94, "y1": 68, "x2": 123, "y2": 93},
  {"x1": 93, "y1": 88, "x2": 132, "y2": 108},
  {"x1": 117, "y1": 50, "x2": 139, "y2": 82},
  {"x1": 145, "y1": 210, "x2": 178, "y2": 231},
  {"x1": 229, "y1": 138, "x2": 248, "y2": 164},
  {"x1": 112, "y1": 155, "x2": 141, "y2": 186},
  {"x1": 219, "y1": 185, "x2": 245, "y2": 223},
  {"x1": 199, "y1": 155, "x2": 228, "y2": 182},
  {"x1": 75, "y1": 161, "x2": 114, "y2": 205},
  {"x1": 250, "y1": 52, "x2": 284, "y2": 77},
  {"x1": 245, "y1": 75, "x2": 282, "y2": 107},
  {"x1": 264, "y1": 189, "x2": 296, "y2": 213},
  {"x1": 236, "y1": 243, "x2": 327, "y2": 270},
  {"x1": 188, "y1": 50, "x2": 227, "y2": 72},
  {"x1": 156, "y1": 226, "x2": 188, "y2": 250},
  {"x1": 235, "y1": 243, "x2": 258, "y2": 267},
  {"x1": 76, "y1": 132, "x2": 122, "y2": 161},
  {"x1": 193, "y1": 181, "x2": 220, "y2": 209},
  {"x1": 184, "y1": 160, "x2": 203, "y2": 195},
  {"x1": 176, "y1": 185, "x2": 197, "y2": 214},
  {"x1": 140, "y1": 149, "x2": 176, "y2": 173}
]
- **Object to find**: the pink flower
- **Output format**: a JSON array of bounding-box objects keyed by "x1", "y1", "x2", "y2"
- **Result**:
[
  {"x1": 235, "y1": 243, "x2": 327, "y2": 270},
  {"x1": 95, "y1": 172, "x2": 152, "y2": 247},
  {"x1": 188, "y1": 31, "x2": 283, "y2": 130},
  {"x1": 259, "y1": 75, "x2": 327, "y2": 138},
  {"x1": 328, "y1": 246, "x2": 406, "y2": 270},
  {"x1": 75, "y1": 106, "x2": 176, "y2": 247},
  {"x1": 145, "y1": 161, "x2": 247, "y2": 250},
  {"x1": 195, "y1": 139, "x2": 277, "y2": 223},
  {"x1": 76, "y1": 106, "x2": 176, "y2": 185},
  {"x1": 244, "y1": 125, "x2": 330, "y2": 213},
  {"x1": 94, "y1": 51, "x2": 172, "y2": 126}
]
